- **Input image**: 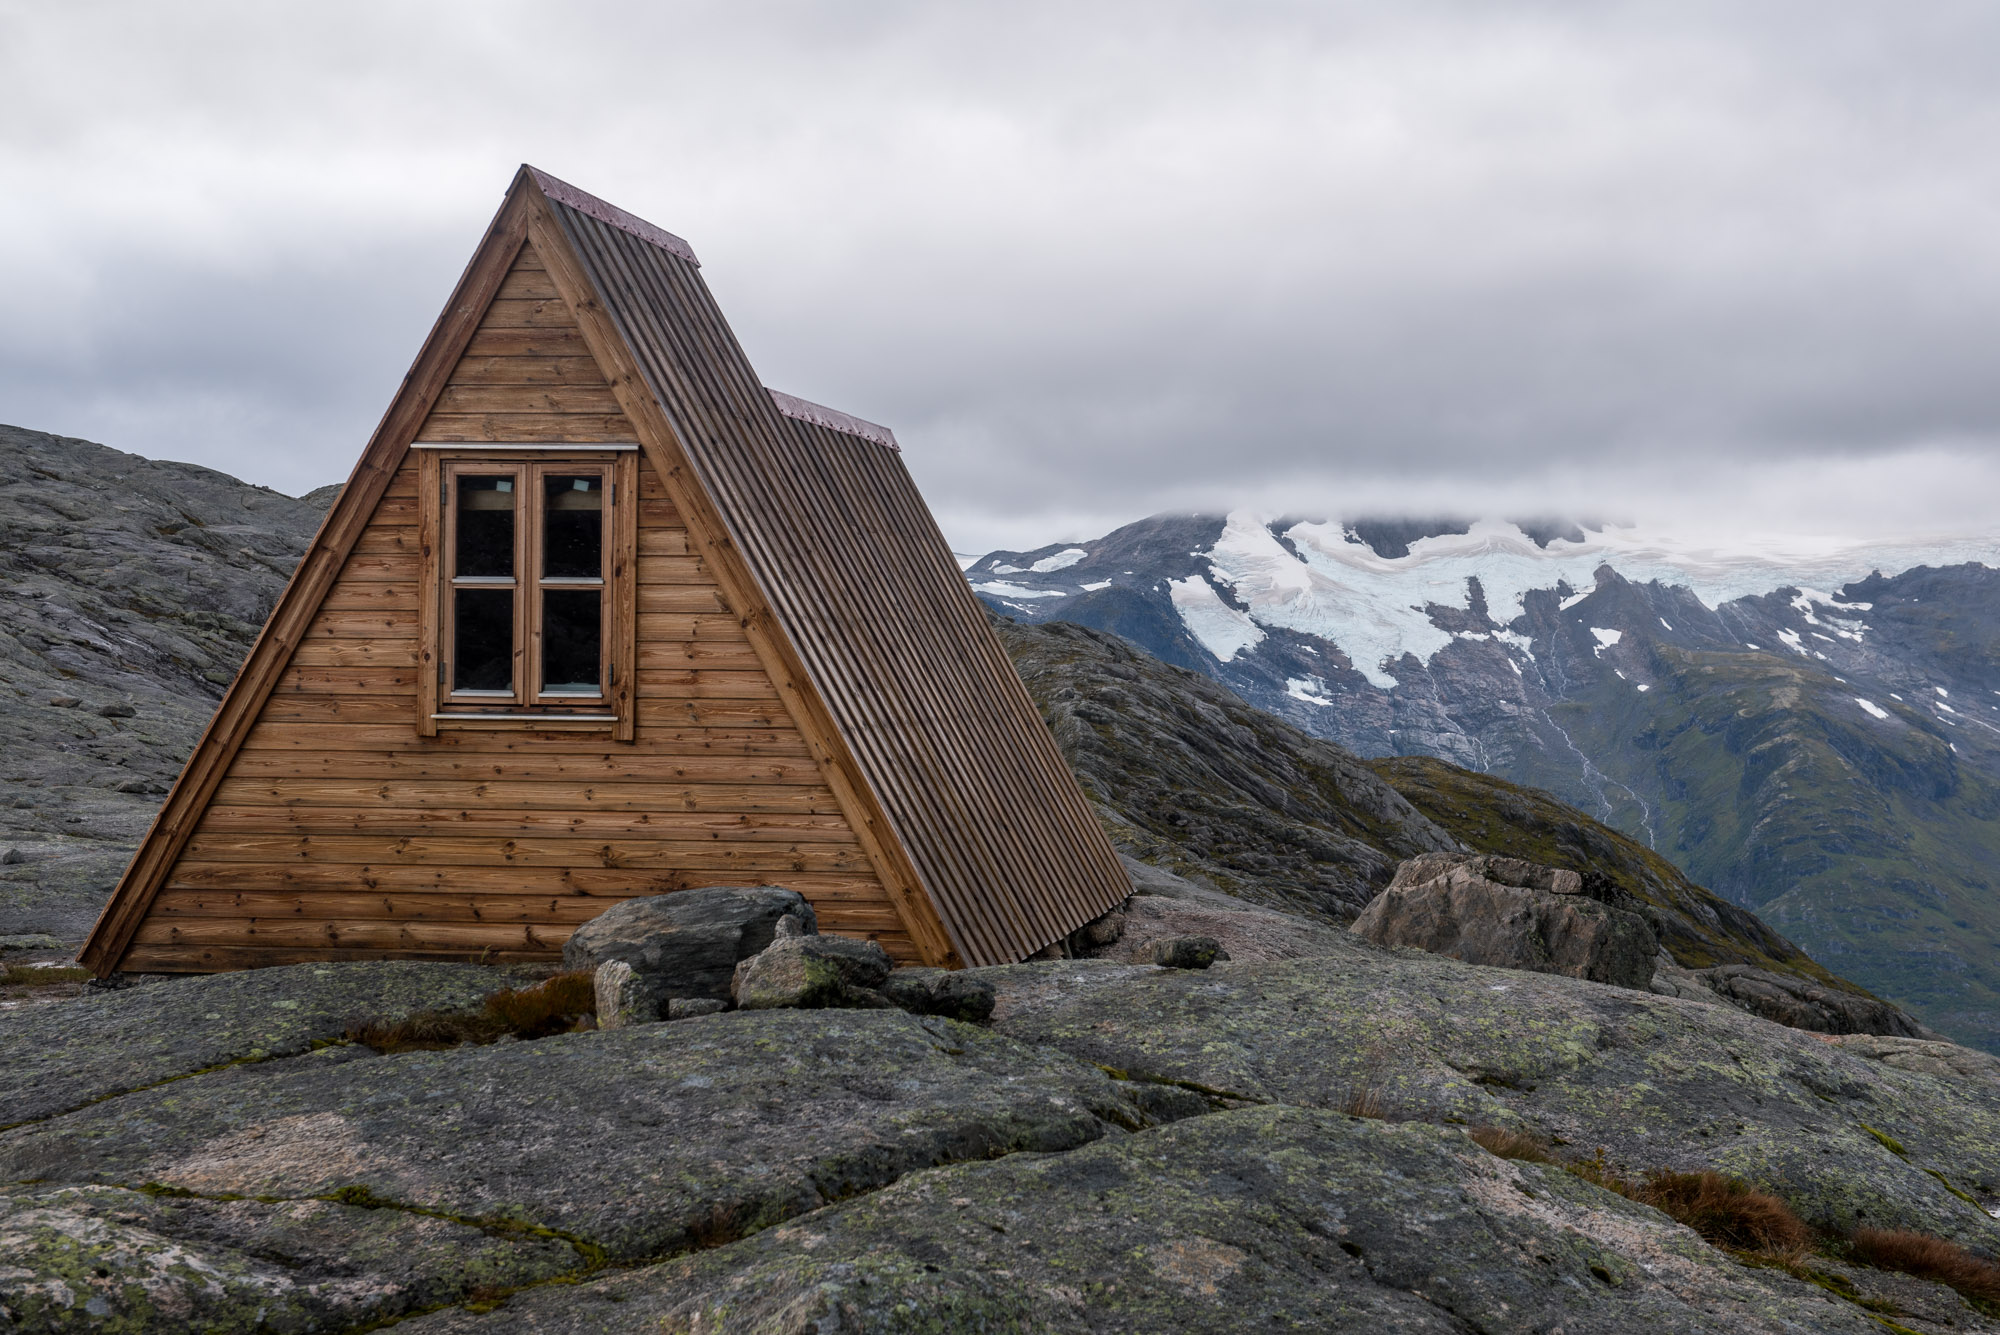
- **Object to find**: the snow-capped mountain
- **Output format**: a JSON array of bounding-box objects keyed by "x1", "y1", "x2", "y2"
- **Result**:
[{"x1": 970, "y1": 512, "x2": 2000, "y2": 1051}]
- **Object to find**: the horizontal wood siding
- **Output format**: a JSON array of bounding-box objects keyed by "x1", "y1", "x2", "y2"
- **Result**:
[{"x1": 127, "y1": 242, "x2": 907, "y2": 971}]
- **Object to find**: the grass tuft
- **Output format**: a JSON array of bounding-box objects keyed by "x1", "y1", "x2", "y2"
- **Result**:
[
  {"x1": 2, "y1": 962, "x2": 92, "y2": 987},
  {"x1": 349, "y1": 971, "x2": 597, "y2": 1053},
  {"x1": 1469, "y1": 1126, "x2": 1557, "y2": 1164},
  {"x1": 1848, "y1": 1228, "x2": 2000, "y2": 1305},
  {"x1": 1624, "y1": 1170, "x2": 1813, "y2": 1253}
]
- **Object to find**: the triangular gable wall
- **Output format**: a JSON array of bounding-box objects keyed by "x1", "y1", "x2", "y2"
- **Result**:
[{"x1": 82, "y1": 183, "x2": 941, "y2": 973}]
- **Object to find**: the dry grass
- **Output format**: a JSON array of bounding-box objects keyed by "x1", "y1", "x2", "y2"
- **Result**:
[
  {"x1": 1469, "y1": 1126, "x2": 1557, "y2": 1164},
  {"x1": 350, "y1": 970, "x2": 597, "y2": 1053},
  {"x1": 2, "y1": 962, "x2": 92, "y2": 988},
  {"x1": 1627, "y1": 1171, "x2": 1814, "y2": 1253},
  {"x1": 1848, "y1": 1228, "x2": 2000, "y2": 1304}
]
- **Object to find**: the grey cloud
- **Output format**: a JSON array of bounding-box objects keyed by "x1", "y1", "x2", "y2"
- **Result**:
[{"x1": 3, "y1": 1, "x2": 1999, "y2": 544}]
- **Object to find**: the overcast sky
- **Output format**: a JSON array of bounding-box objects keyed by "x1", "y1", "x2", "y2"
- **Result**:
[{"x1": 5, "y1": 1, "x2": 1999, "y2": 552}]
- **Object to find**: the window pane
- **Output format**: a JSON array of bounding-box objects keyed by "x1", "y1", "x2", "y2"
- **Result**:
[
  {"x1": 456, "y1": 476, "x2": 516, "y2": 577},
  {"x1": 542, "y1": 589, "x2": 602, "y2": 694},
  {"x1": 543, "y1": 474, "x2": 603, "y2": 579},
  {"x1": 453, "y1": 588, "x2": 513, "y2": 691}
]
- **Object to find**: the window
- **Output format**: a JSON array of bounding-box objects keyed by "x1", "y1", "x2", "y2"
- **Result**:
[{"x1": 417, "y1": 449, "x2": 636, "y2": 737}]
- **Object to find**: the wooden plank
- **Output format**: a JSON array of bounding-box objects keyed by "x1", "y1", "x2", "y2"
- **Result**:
[
  {"x1": 177, "y1": 833, "x2": 878, "y2": 871},
  {"x1": 193, "y1": 806, "x2": 860, "y2": 841},
  {"x1": 77, "y1": 185, "x2": 539, "y2": 977},
  {"x1": 224, "y1": 752, "x2": 827, "y2": 785},
  {"x1": 152, "y1": 890, "x2": 618, "y2": 924},
  {"x1": 272, "y1": 666, "x2": 423, "y2": 694},
  {"x1": 120, "y1": 944, "x2": 554, "y2": 972},
  {"x1": 210, "y1": 777, "x2": 842, "y2": 813},
  {"x1": 493, "y1": 268, "x2": 560, "y2": 301},
  {"x1": 634, "y1": 613, "x2": 751, "y2": 643},
  {"x1": 633, "y1": 669, "x2": 781, "y2": 699},
  {"x1": 636, "y1": 641, "x2": 765, "y2": 669},
  {"x1": 335, "y1": 554, "x2": 418, "y2": 583},
  {"x1": 477, "y1": 298, "x2": 582, "y2": 328},
  {"x1": 416, "y1": 448, "x2": 441, "y2": 736},
  {"x1": 511, "y1": 245, "x2": 545, "y2": 271},
  {"x1": 447, "y1": 356, "x2": 609, "y2": 386},
  {"x1": 262, "y1": 687, "x2": 792, "y2": 731},
  {"x1": 302, "y1": 610, "x2": 420, "y2": 640},
  {"x1": 635, "y1": 555, "x2": 716, "y2": 585},
  {"x1": 166, "y1": 862, "x2": 888, "y2": 898},
  {"x1": 350, "y1": 526, "x2": 420, "y2": 557},
  {"x1": 319, "y1": 583, "x2": 418, "y2": 613},
  {"x1": 639, "y1": 499, "x2": 684, "y2": 526},
  {"x1": 286, "y1": 640, "x2": 421, "y2": 669},
  {"x1": 431, "y1": 384, "x2": 625, "y2": 414},
  {"x1": 374, "y1": 495, "x2": 420, "y2": 524},
  {"x1": 612, "y1": 450, "x2": 638, "y2": 743},
  {"x1": 132, "y1": 917, "x2": 570, "y2": 952},
  {"x1": 236, "y1": 721, "x2": 811, "y2": 756},
  {"x1": 636, "y1": 585, "x2": 732, "y2": 614},
  {"x1": 415, "y1": 413, "x2": 636, "y2": 443},
  {"x1": 460, "y1": 328, "x2": 588, "y2": 357},
  {"x1": 636, "y1": 527, "x2": 691, "y2": 556}
]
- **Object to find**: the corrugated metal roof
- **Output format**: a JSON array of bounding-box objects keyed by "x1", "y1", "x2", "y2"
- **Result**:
[
  {"x1": 534, "y1": 173, "x2": 1130, "y2": 964},
  {"x1": 767, "y1": 389, "x2": 900, "y2": 451}
]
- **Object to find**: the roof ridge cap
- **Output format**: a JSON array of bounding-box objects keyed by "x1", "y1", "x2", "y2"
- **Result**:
[
  {"x1": 768, "y1": 388, "x2": 900, "y2": 451},
  {"x1": 524, "y1": 166, "x2": 700, "y2": 267}
]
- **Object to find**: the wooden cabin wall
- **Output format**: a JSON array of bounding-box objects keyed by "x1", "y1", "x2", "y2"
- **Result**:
[{"x1": 121, "y1": 242, "x2": 912, "y2": 971}]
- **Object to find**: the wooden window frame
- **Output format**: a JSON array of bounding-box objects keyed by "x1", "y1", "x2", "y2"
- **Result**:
[{"x1": 417, "y1": 447, "x2": 637, "y2": 738}]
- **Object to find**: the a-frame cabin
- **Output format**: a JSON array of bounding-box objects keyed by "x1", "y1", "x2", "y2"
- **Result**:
[{"x1": 80, "y1": 167, "x2": 1129, "y2": 976}]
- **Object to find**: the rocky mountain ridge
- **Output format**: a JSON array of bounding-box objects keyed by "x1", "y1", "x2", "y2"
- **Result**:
[{"x1": 973, "y1": 510, "x2": 2000, "y2": 1050}]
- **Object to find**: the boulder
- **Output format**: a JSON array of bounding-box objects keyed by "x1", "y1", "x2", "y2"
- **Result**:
[
  {"x1": 561, "y1": 886, "x2": 816, "y2": 1003},
  {"x1": 592, "y1": 959, "x2": 665, "y2": 1030},
  {"x1": 732, "y1": 934, "x2": 893, "y2": 1010},
  {"x1": 880, "y1": 967, "x2": 998, "y2": 1023},
  {"x1": 1149, "y1": 935, "x2": 1228, "y2": 969},
  {"x1": 1697, "y1": 964, "x2": 1936, "y2": 1039},
  {"x1": 1351, "y1": 852, "x2": 1656, "y2": 990}
]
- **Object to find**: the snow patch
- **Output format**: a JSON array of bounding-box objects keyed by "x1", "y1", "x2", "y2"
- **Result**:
[
  {"x1": 1030, "y1": 548, "x2": 1089, "y2": 573},
  {"x1": 1637, "y1": 683, "x2": 1651, "y2": 692},
  {"x1": 1660, "y1": 619, "x2": 1673, "y2": 630},
  {"x1": 1936, "y1": 686, "x2": 1950, "y2": 697},
  {"x1": 1079, "y1": 580, "x2": 1113, "y2": 592},
  {"x1": 1559, "y1": 588, "x2": 1593, "y2": 611},
  {"x1": 1168, "y1": 575, "x2": 1266, "y2": 664},
  {"x1": 1855, "y1": 698, "x2": 1890, "y2": 720},
  {"x1": 1776, "y1": 629, "x2": 1806, "y2": 654},
  {"x1": 973, "y1": 581, "x2": 1066, "y2": 600},
  {"x1": 1286, "y1": 676, "x2": 1335, "y2": 707},
  {"x1": 1590, "y1": 628, "x2": 1623, "y2": 657}
]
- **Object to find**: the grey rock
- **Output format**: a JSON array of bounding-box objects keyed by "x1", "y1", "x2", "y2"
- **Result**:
[
  {"x1": 983, "y1": 953, "x2": 2000, "y2": 1251},
  {"x1": 1697, "y1": 963, "x2": 1937, "y2": 1039},
  {"x1": 0, "y1": 425, "x2": 335, "y2": 942},
  {"x1": 560, "y1": 886, "x2": 816, "y2": 1002},
  {"x1": 0, "y1": 960, "x2": 516, "y2": 1128},
  {"x1": 1149, "y1": 934, "x2": 1227, "y2": 969},
  {"x1": 665, "y1": 996, "x2": 728, "y2": 1020},
  {"x1": 591, "y1": 958, "x2": 664, "y2": 1029},
  {"x1": 732, "y1": 933, "x2": 894, "y2": 1010},
  {"x1": 0, "y1": 1010, "x2": 1162, "y2": 1272},
  {"x1": 401, "y1": 1106, "x2": 1885, "y2": 1335},
  {"x1": 1353, "y1": 851, "x2": 1658, "y2": 990},
  {"x1": 94, "y1": 701, "x2": 136, "y2": 718},
  {"x1": 0, "y1": 1182, "x2": 579, "y2": 1332},
  {"x1": 0, "y1": 848, "x2": 20, "y2": 866},
  {"x1": 880, "y1": 967, "x2": 998, "y2": 1023},
  {"x1": 0, "y1": 933, "x2": 60, "y2": 953}
]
